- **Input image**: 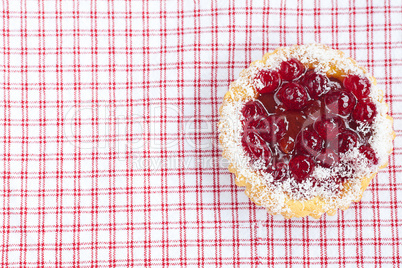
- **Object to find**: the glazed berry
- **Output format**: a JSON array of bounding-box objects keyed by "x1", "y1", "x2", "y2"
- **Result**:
[
  {"x1": 336, "y1": 130, "x2": 359, "y2": 154},
  {"x1": 343, "y1": 74, "x2": 371, "y2": 100},
  {"x1": 324, "y1": 90, "x2": 357, "y2": 117},
  {"x1": 296, "y1": 127, "x2": 325, "y2": 156},
  {"x1": 289, "y1": 155, "x2": 316, "y2": 183},
  {"x1": 315, "y1": 149, "x2": 339, "y2": 168},
  {"x1": 301, "y1": 70, "x2": 329, "y2": 98},
  {"x1": 255, "y1": 69, "x2": 281, "y2": 93},
  {"x1": 359, "y1": 145, "x2": 378, "y2": 165},
  {"x1": 314, "y1": 116, "x2": 345, "y2": 140},
  {"x1": 242, "y1": 132, "x2": 272, "y2": 164},
  {"x1": 352, "y1": 100, "x2": 377, "y2": 124},
  {"x1": 276, "y1": 82, "x2": 309, "y2": 110},
  {"x1": 241, "y1": 100, "x2": 267, "y2": 118},
  {"x1": 279, "y1": 58, "x2": 305, "y2": 81},
  {"x1": 243, "y1": 116, "x2": 272, "y2": 142},
  {"x1": 270, "y1": 162, "x2": 289, "y2": 182}
]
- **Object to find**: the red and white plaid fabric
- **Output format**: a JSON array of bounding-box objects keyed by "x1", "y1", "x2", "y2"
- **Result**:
[{"x1": 1, "y1": 0, "x2": 401, "y2": 267}]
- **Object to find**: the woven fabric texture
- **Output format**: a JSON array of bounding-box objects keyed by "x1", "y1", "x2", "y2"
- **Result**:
[{"x1": 1, "y1": 0, "x2": 401, "y2": 267}]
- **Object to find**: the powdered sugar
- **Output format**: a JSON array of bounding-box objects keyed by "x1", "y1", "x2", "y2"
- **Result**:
[{"x1": 218, "y1": 44, "x2": 394, "y2": 217}]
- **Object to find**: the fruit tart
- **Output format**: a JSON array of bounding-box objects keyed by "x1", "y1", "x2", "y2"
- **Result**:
[{"x1": 218, "y1": 44, "x2": 395, "y2": 219}]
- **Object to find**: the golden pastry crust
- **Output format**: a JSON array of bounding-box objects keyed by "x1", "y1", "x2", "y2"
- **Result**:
[{"x1": 219, "y1": 44, "x2": 395, "y2": 219}]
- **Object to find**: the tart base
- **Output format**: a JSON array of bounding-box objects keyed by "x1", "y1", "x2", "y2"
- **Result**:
[{"x1": 219, "y1": 44, "x2": 395, "y2": 219}]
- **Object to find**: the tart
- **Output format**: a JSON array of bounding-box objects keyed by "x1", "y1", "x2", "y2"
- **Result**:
[{"x1": 218, "y1": 44, "x2": 395, "y2": 219}]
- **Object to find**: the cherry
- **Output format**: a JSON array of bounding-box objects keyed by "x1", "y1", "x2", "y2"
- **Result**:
[
  {"x1": 301, "y1": 70, "x2": 329, "y2": 98},
  {"x1": 352, "y1": 100, "x2": 377, "y2": 124},
  {"x1": 315, "y1": 149, "x2": 339, "y2": 168},
  {"x1": 335, "y1": 130, "x2": 359, "y2": 154},
  {"x1": 289, "y1": 155, "x2": 316, "y2": 183},
  {"x1": 279, "y1": 58, "x2": 305, "y2": 81},
  {"x1": 255, "y1": 69, "x2": 281, "y2": 93},
  {"x1": 241, "y1": 131, "x2": 272, "y2": 164},
  {"x1": 359, "y1": 145, "x2": 378, "y2": 165},
  {"x1": 241, "y1": 100, "x2": 267, "y2": 118},
  {"x1": 296, "y1": 127, "x2": 325, "y2": 156},
  {"x1": 276, "y1": 82, "x2": 309, "y2": 110},
  {"x1": 324, "y1": 90, "x2": 357, "y2": 117},
  {"x1": 243, "y1": 116, "x2": 272, "y2": 142},
  {"x1": 270, "y1": 162, "x2": 289, "y2": 182},
  {"x1": 343, "y1": 74, "x2": 371, "y2": 100},
  {"x1": 314, "y1": 116, "x2": 345, "y2": 140}
]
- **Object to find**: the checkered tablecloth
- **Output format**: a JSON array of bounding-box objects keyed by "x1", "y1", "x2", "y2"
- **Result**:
[{"x1": 1, "y1": 0, "x2": 401, "y2": 267}]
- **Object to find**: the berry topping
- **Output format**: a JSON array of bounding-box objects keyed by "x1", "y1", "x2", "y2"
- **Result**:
[
  {"x1": 241, "y1": 100, "x2": 267, "y2": 118},
  {"x1": 277, "y1": 82, "x2": 309, "y2": 110},
  {"x1": 289, "y1": 155, "x2": 316, "y2": 183},
  {"x1": 314, "y1": 116, "x2": 345, "y2": 140},
  {"x1": 296, "y1": 127, "x2": 325, "y2": 156},
  {"x1": 359, "y1": 145, "x2": 378, "y2": 165},
  {"x1": 255, "y1": 69, "x2": 281, "y2": 93},
  {"x1": 279, "y1": 58, "x2": 305, "y2": 81},
  {"x1": 315, "y1": 149, "x2": 339, "y2": 168},
  {"x1": 352, "y1": 100, "x2": 377, "y2": 124},
  {"x1": 336, "y1": 130, "x2": 359, "y2": 154},
  {"x1": 343, "y1": 74, "x2": 371, "y2": 99},
  {"x1": 243, "y1": 116, "x2": 272, "y2": 142},
  {"x1": 270, "y1": 162, "x2": 289, "y2": 182},
  {"x1": 324, "y1": 90, "x2": 357, "y2": 116},
  {"x1": 301, "y1": 70, "x2": 329, "y2": 98},
  {"x1": 240, "y1": 57, "x2": 379, "y2": 191},
  {"x1": 242, "y1": 132, "x2": 272, "y2": 165}
]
